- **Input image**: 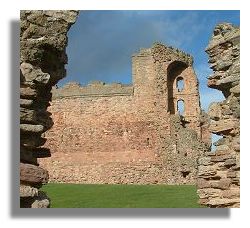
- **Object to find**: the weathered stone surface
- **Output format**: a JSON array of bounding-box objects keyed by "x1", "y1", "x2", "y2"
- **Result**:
[
  {"x1": 224, "y1": 158, "x2": 236, "y2": 167},
  {"x1": 209, "y1": 119, "x2": 238, "y2": 134},
  {"x1": 214, "y1": 59, "x2": 232, "y2": 71},
  {"x1": 20, "y1": 87, "x2": 37, "y2": 99},
  {"x1": 207, "y1": 198, "x2": 240, "y2": 207},
  {"x1": 20, "y1": 99, "x2": 34, "y2": 108},
  {"x1": 206, "y1": 23, "x2": 239, "y2": 50},
  {"x1": 208, "y1": 102, "x2": 222, "y2": 121},
  {"x1": 20, "y1": 163, "x2": 49, "y2": 185},
  {"x1": 19, "y1": 10, "x2": 79, "y2": 207},
  {"x1": 31, "y1": 191, "x2": 50, "y2": 208},
  {"x1": 210, "y1": 154, "x2": 233, "y2": 162},
  {"x1": 20, "y1": 62, "x2": 36, "y2": 81},
  {"x1": 197, "y1": 157, "x2": 212, "y2": 166},
  {"x1": 197, "y1": 166, "x2": 216, "y2": 178},
  {"x1": 222, "y1": 188, "x2": 240, "y2": 199},
  {"x1": 227, "y1": 171, "x2": 236, "y2": 179},
  {"x1": 197, "y1": 188, "x2": 222, "y2": 199},
  {"x1": 20, "y1": 190, "x2": 50, "y2": 208},
  {"x1": 198, "y1": 199, "x2": 209, "y2": 205},
  {"x1": 197, "y1": 23, "x2": 240, "y2": 208},
  {"x1": 20, "y1": 124, "x2": 44, "y2": 133},
  {"x1": 214, "y1": 170, "x2": 228, "y2": 179},
  {"x1": 217, "y1": 178, "x2": 231, "y2": 190},
  {"x1": 44, "y1": 10, "x2": 79, "y2": 23},
  {"x1": 230, "y1": 84, "x2": 240, "y2": 95},
  {"x1": 215, "y1": 75, "x2": 239, "y2": 87},
  {"x1": 216, "y1": 144, "x2": 230, "y2": 152},
  {"x1": 229, "y1": 96, "x2": 240, "y2": 119},
  {"x1": 34, "y1": 73, "x2": 50, "y2": 85},
  {"x1": 20, "y1": 108, "x2": 37, "y2": 123},
  {"x1": 198, "y1": 178, "x2": 231, "y2": 190},
  {"x1": 152, "y1": 43, "x2": 193, "y2": 66},
  {"x1": 21, "y1": 62, "x2": 51, "y2": 85},
  {"x1": 197, "y1": 178, "x2": 210, "y2": 189},
  {"x1": 231, "y1": 137, "x2": 240, "y2": 152},
  {"x1": 20, "y1": 184, "x2": 38, "y2": 197}
]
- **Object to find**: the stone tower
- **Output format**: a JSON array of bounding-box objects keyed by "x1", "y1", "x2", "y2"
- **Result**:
[{"x1": 132, "y1": 43, "x2": 203, "y2": 139}]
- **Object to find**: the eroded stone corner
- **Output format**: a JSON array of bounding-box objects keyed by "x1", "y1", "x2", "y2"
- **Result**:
[
  {"x1": 20, "y1": 10, "x2": 79, "y2": 208},
  {"x1": 197, "y1": 23, "x2": 240, "y2": 208}
]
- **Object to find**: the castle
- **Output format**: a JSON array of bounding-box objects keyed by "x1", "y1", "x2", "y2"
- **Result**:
[
  {"x1": 39, "y1": 43, "x2": 210, "y2": 185},
  {"x1": 19, "y1": 10, "x2": 240, "y2": 208}
]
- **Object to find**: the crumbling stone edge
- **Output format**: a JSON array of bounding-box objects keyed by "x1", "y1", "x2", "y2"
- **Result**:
[
  {"x1": 197, "y1": 23, "x2": 240, "y2": 208},
  {"x1": 20, "y1": 10, "x2": 79, "y2": 208}
]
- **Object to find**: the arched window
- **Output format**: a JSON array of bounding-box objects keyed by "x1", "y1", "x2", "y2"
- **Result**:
[
  {"x1": 177, "y1": 99, "x2": 185, "y2": 116},
  {"x1": 176, "y1": 77, "x2": 184, "y2": 92},
  {"x1": 167, "y1": 61, "x2": 187, "y2": 114}
]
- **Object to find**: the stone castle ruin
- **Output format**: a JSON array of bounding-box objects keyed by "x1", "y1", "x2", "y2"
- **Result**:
[
  {"x1": 19, "y1": 10, "x2": 240, "y2": 208},
  {"x1": 39, "y1": 43, "x2": 210, "y2": 185}
]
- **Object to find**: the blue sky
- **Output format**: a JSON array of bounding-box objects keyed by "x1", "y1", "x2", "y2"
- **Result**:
[{"x1": 60, "y1": 10, "x2": 240, "y2": 112}]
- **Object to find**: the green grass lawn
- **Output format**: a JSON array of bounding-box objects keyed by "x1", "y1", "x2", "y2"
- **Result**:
[{"x1": 41, "y1": 183, "x2": 202, "y2": 208}]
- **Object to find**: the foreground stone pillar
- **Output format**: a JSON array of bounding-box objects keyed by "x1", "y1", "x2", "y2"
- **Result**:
[
  {"x1": 197, "y1": 23, "x2": 240, "y2": 208},
  {"x1": 20, "y1": 10, "x2": 78, "y2": 208}
]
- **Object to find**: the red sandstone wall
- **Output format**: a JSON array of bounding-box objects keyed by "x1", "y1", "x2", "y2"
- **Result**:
[
  {"x1": 40, "y1": 94, "x2": 170, "y2": 184},
  {"x1": 46, "y1": 95, "x2": 159, "y2": 156}
]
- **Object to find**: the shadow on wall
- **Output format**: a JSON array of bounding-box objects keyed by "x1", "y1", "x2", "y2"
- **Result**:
[
  {"x1": 167, "y1": 61, "x2": 187, "y2": 115},
  {"x1": 11, "y1": 19, "x2": 229, "y2": 217},
  {"x1": 10, "y1": 20, "x2": 20, "y2": 216}
]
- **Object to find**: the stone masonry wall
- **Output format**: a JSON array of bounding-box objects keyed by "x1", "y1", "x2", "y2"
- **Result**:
[
  {"x1": 40, "y1": 43, "x2": 209, "y2": 185},
  {"x1": 20, "y1": 10, "x2": 78, "y2": 208},
  {"x1": 41, "y1": 83, "x2": 167, "y2": 184},
  {"x1": 197, "y1": 23, "x2": 240, "y2": 208}
]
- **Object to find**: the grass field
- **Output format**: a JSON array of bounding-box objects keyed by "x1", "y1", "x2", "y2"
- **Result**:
[{"x1": 41, "y1": 183, "x2": 202, "y2": 208}]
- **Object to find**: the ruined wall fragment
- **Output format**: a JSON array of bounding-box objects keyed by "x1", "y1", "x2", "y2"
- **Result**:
[
  {"x1": 20, "y1": 10, "x2": 78, "y2": 208},
  {"x1": 151, "y1": 43, "x2": 209, "y2": 183},
  {"x1": 197, "y1": 23, "x2": 240, "y2": 208}
]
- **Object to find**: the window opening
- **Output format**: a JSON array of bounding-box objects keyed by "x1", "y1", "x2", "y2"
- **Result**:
[
  {"x1": 176, "y1": 77, "x2": 184, "y2": 92},
  {"x1": 177, "y1": 100, "x2": 185, "y2": 116}
]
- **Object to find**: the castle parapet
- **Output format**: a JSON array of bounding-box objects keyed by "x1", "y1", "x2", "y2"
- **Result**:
[{"x1": 52, "y1": 81, "x2": 134, "y2": 99}]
